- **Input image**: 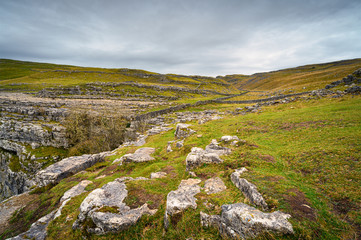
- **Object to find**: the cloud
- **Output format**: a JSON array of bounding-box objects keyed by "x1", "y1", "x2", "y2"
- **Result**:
[{"x1": 0, "y1": 0, "x2": 360, "y2": 76}]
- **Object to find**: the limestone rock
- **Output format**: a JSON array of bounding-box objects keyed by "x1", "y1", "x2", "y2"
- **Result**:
[
  {"x1": 176, "y1": 139, "x2": 184, "y2": 148},
  {"x1": 200, "y1": 203, "x2": 293, "y2": 239},
  {"x1": 174, "y1": 124, "x2": 195, "y2": 139},
  {"x1": 231, "y1": 168, "x2": 268, "y2": 210},
  {"x1": 204, "y1": 177, "x2": 226, "y2": 194},
  {"x1": 150, "y1": 171, "x2": 167, "y2": 179},
  {"x1": 35, "y1": 152, "x2": 110, "y2": 187},
  {"x1": 164, "y1": 179, "x2": 201, "y2": 230},
  {"x1": 113, "y1": 147, "x2": 155, "y2": 164},
  {"x1": 73, "y1": 178, "x2": 156, "y2": 234},
  {"x1": 185, "y1": 147, "x2": 223, "y2": 171},
  {"x1": 220, "y1": 136, "x2": 239, "y2": 142},
  {"x1": 205, "y1": 139, "x2": 231, "y2": 155},
  {"x1": 7, "y1": 210, "x2": 56, "y2": 240},
  {"x1": 54, "y1": 180, "x2": 93, "y2": 219},
  {"x1": 167, "y1": 141, "x2": 173, "y2": 153}
]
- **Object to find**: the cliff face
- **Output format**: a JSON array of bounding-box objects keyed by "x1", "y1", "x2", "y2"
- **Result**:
[{"x1": 0, "y1": 99, "x2": 68, "y2": 201}]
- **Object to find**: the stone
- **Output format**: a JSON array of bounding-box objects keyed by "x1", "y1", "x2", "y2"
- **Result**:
[
  {"x1": 220, "y1": 136, "x2": 239, "y2": 142},
  {"x1": 54, "y1": 180, "x2": 93, "y2": 219},
  {"x1": 167, "y1": 141, "x2": 173, "y2": 153},
  {"x1": 231, "y1": 168, "x2": 268, "y2": 210},
  {"x1": 200, "y1": 203, "x2": 293, "y2": 239},
  {"x1": 35, "y1": 152, "x2": 110, "y2": 187},
  {"x1": 150, "y1": 171, "x2": 167, "y2": 179},
  {"x1": 174, "y1": 124, "x2": 195, "y2": 139},
  {"x1": 176, "y1": 140, "x2": 184, "y2": 148},
  {"x1": 204, "y1": 177, "x2": 227, "y2": 194},
  {"x1": 164, "y1": 178, "x2": 201, "y2": 230},
  {"x1": 205, "y1": 139, "x2": 231, "y2": 155},
  {"x1": 185, "y1": 147, "x2": 223, "y2": 171},
  {"x1": 113, "y1": 147, "x2": 155, "y2": 164},
  {"x1": 73, "y1": 178, "x2": 156, "y2": 234},
  {"x1": 7, "y1": 210, "x2": 56, "y2": 240}
]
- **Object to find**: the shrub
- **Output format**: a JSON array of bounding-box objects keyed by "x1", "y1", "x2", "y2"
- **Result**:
[{"x1": 63, "y1": 111, "x2": 127, "y2": 156}]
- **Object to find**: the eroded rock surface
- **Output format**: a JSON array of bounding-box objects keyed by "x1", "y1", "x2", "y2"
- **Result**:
[
  {"x1": 150, "y1": 172, "x2": 167, "y2": 179},
  {"x1": 185, "y1": 139, "x2": 231, "y2": 171},
  {"x1": 204, "y1": 177, "x2": 227, "y2": 194},
  {"x1": 200, "y1": 203, "x2": 293, "y2": 239},
  {"x1": 205, "y1": 139, "x2": 231, "y2": 155},
  {"x1": 174, "y1": 124, "x2": 195, "y2": 139},
  {"x1": 164, "y1": 178, "x2": 201, "y2": 230},
  {"x1": 185, "y1": 147, "x2": 223, "y2": 171},
  {"x1": 73, "y1": 177, "x2": 156, "y2": 234},
  {"x1": 231, "y1": 168, "x2": 268, "y2": 210},
  {"x1": 7, "y1": 210, "x2": 56, "y2": 240},
  {"x1": 113, "y1": 147, "x2": 155, "y2": 164},
  {"x1": 35, "y1": 152, "x2": 110, "y2": 187},
  {"x1": 54, "y1": 180, "x2": 93, "y2": 219}
]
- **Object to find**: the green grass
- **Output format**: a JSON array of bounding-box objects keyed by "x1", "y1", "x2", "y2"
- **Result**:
[{"x1": 3, "y1": 94, "x2": 359, "y2": 239}]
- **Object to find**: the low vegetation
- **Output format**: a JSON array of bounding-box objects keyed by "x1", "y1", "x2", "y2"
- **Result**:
[{"x1": 63, "y1": 111, "x2": 127, "y2": 156}]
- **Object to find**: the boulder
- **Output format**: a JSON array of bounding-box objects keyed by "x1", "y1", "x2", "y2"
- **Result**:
[
  {"x1": 174, "y1": 124, "x2": 195, "y2": 139},
  {"x1": 73, "y1": 178, "x2": 156, "y2": 234},
  {"x1": 231, "y1": 168, "x2": 268, "y2": 210},
  {"x1": 35, "y1": 152, "x2": 110, "y2": 187},
  {"x1": 205, "y1": 139, "x2": 231, "y2": 155},
  {"x1": 200, "y1": 203, "x2": 293, "y2": 239},
  {"x1": 204, "y1": 177, "x2": 227, "y2": 194},
  {"x1": 54, "y1": 180, "x2": 93, "y2": 219},
  {"x1": 150, "y1": 171, "x2": 167, "y2": 179},
  {"x1": 176, "y1": 139, "x2": 184, "y2": 148},
  {"x1": 164, "y1": 179, "x2": 201, "y2": 230},
  {"x1": 220, "y1": 136, "x2": 239, "y2": 142},
  {"x1": 113, "y1": 147, "x2": 155, "y2": 164},
  {"x1": 185, "y1": 147, "x2": 223, "y2": 171}
]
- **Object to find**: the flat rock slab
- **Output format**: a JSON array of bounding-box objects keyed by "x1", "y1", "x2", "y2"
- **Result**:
[
  {"x1": 231, "y1": 168, "x2": 268, "y2": 210},
  {"x1": 204, "y1": 177, "x2": 227, "y2": 194},
  {"x1": 205, "y1": 139, "x2": 231, "y2": 155},
  {"x1": 35, "y1": 152, "x2": 110, "y2": 187},
  {"x1": 150, "y1": 171, "x2": 167, "y2": 179},
  {"x1": 164, "y1": 178, "x2": 201, "y2": 230},
  {"x1": 113, "y1": 147, "x2": 155, "y2": 164},
  {"x1": 73, "y1": 177, "x2": 156, "y2": 234},
  {"x1": 201, "y1": 203, "x2": 293, "y2": 239},
  {"x1": 185, "y1": 147, "x2": 223, "y2": 171},
  {"x1": 54, "y1": 180, "x2": 93, "y2": 219}
]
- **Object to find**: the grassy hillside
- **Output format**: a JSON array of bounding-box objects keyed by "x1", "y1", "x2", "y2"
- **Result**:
[
  {"x1": 223, "y1": 59, "x2": 361, "y2": 93},
  {"x1": 2, "y1": 94, "x2": 360, "y2": 239},
  {"x1": 0, "y1": 59, "x2": 238, "y2": 103}
]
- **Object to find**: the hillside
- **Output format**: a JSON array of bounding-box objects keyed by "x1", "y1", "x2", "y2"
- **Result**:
[{"x1": 0, "y1": 59, "x2": 360, "y2": 239}]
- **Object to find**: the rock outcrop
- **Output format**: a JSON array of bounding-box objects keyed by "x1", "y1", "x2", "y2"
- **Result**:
[
  {"x1": 204, "y1": 177, "x2": 227, "y2": 194},
  {"x1": 231, "y1": 168, "x2": 268, "y2": 210},
  {"x1": 200, "y1": 203, "x2": 293, "y2": 239},
  {"x1": 54, "y1": 180, "x2": 93, "y2": 219},
  {"x1": 113, "y1": 147, "x2": 155, "y2": 164},
  {"x1": 150, "y1": 172, "x2": 167, "y2": 179},
  {"x1": 73, "y1": 177, "x2": 156, "y2": 234},
  {"x1": 164, "y1": 178, "x2": 201, "y2": 230},
  {"x1": 7, "y1": 210, "x2": 56, "y2": 240},
  {"x1": 35, "y1": 152, "x2": 110, "y2": 187},
  {"x1": 174, "y1": 124, "x2": 195, "y2": 139},
  {"x1": 185, "y1": 140, "x2": 230, "y2": 171}
]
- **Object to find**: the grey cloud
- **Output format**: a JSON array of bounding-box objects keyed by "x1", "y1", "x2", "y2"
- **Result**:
[{"x1": 0, "y1": 0, "x2": 360, "y2": 76}]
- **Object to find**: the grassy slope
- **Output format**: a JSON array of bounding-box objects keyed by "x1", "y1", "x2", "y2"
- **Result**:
[
  {"x1": 0, "y1": 59, "x2": 238, "y2": 102},
  {"x1": 2, "y1": 95, "x2": 360, "y2": 240},
  {"x1": 224, "y1": 58, "x2": 361, "y2": 92}
]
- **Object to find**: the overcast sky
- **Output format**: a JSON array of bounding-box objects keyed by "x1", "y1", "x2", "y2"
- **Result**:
[{"x1": 1, "y1": 0, "x2": 360, "y2": 76}]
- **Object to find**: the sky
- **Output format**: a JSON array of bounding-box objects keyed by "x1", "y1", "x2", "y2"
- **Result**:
[{"x1": 0, "y1": 0, "x2": 360, "y2": 76}]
